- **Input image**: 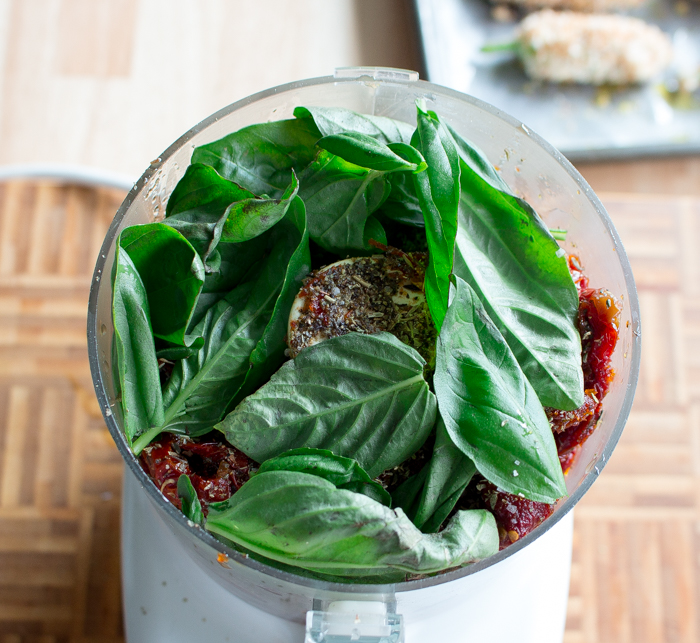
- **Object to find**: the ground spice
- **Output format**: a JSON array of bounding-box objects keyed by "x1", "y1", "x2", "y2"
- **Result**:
[{"x1": 287, "y1": 250, "x2": 437, "y2": 370}]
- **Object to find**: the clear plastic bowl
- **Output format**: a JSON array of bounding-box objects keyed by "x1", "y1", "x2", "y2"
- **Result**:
[{"x1": 87, "y1": 67, "x2": 640, "y2": 621}]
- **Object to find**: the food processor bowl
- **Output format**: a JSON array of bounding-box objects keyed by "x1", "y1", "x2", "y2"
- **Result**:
[{"x1": 87, "y1": 67, "x2": 640, "y2": 642}]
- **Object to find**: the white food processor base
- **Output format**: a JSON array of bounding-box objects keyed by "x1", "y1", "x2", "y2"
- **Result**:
[{"x1": 122, "y1": 466, "x2": 573, "y2": 643}]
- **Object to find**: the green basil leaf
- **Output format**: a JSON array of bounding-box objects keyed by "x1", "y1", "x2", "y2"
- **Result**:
[
  {"x1": 446, "y1": 124, "x2": 511, "y2": 193},
  {"x1": 387, "y1": 142, "x2": 427, "y2": 171},
  {"x1": 362, "y1": 215, "x2": 388, "y2": 247},
  {"x1": 205, "y1": 471, "x2": 498, "y2": 577},
  {"x1": 164, "y1": 163, "x2": 255, "y2": 270},
  {"x1": 380, "y1": 171, "x2": 425, "y2": 227},
  {"x1": 177, "y1": 474, "x2": 204, "y2": 526},
  {"x1": 187, "y1": 243, "x2": 266, "y2": 337},
  {"x1": 255, "y1": 448, "x2": 391, "y2": 506},
  {"x1": 165, "y1": 165, "x2": 299, "y2": 267},
  {"x1": 156, "y1": 345, "x2": 199, "y2": 361},
  {"x1": 298, "y1": 149, "x2": 389, "y2": 254},
  {"x1": 218, "y1": 332, "x2": 436, "y2": 478},
  {"x1": 230, "y1": 197, "x2": 311, "y2": 406},
  {"x1": 293, "y1": 106, "x2": 414, "y2": 144},
  {"x1": 317, "y1": 133, "x2": 425, "y2": 173},
  {"x1": 118, "y1": 223, "x2": 204, "y2": 349},
  {"x1": 112, "y1": 245, "x2": 164, "y2": 444},
  {"x1": 220, "y1": 172, "x2": 299, "y2": 243},
  {"x1": 391, "y1": 420, "x2": 476, "y2": 533},
  {"x1": 409, "y1": 106, "x2": 460, "y2": 332},
  {"x1": 166, "y1": 163, "x2": 255, "y2": 218},
  {"x1": 201, "y1": 236, "x2": 267, "y2": 296},
  {"x1": 191, "y1": 203, "x2": 296, "y2": 334},
  {"x1": 164, "y1": 209, "x2": 228, "y2": 274},
  {"x1": 130, "y1": 215, "x2": 306, "y2": 454},
  {"x1": 435, "y1": 276, "x2": 567, "y2": 503},
  {"x1": 156, "y1": 279, "x2": 258, "y2": 437},
  {"x1": 191, "y1": 118, "x2": 320, "y2": 197},
  {"x1": 450, "y1": 129, "x2": 583, "y2": 410},
  {"x1": 411, "y1": 420, "x2": 476, "y2": 533},
  {"x1": 389, "y1": 466, "x2": 428, "y2": 521}
]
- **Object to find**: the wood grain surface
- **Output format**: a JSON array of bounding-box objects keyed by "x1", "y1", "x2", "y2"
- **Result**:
[
  {"x1": 0, "y1": 0, "x2": 695, "y2": 197},
  {"x1": 0, "y1": 180, "x2": 697, "y2": 642},
  {"x1": 0, "y1": 0, "x2": 422, "y2": 181},
  {"x1": 0, "y1": 181, "x2": 125, "y2": 643}
]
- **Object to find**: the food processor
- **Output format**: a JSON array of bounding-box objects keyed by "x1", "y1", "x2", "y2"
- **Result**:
[{"x1": 87, "y1": 67, "x2": 641, "y2": 643}]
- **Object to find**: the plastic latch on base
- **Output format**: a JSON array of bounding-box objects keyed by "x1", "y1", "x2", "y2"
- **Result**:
[
  {"x1": 305, "y1": 600, "x2": 404, "y2": 643},
  {"x1": 334, "y1": 67, "x2": 419, "y2": 82}
]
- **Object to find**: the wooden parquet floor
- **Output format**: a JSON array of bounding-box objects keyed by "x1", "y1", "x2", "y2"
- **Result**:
[
  {"x1": 0, "y1": 180, "x2": 698, "y2": 643},
  {"x1": 0, "y1": 181, "x2": 125, "y2": 643}
]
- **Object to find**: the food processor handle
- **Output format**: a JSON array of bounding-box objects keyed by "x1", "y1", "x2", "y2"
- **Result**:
[
  {"x1": 305, "y1": 599, "x2": 404, "y2": 643},
  {"x1": 333, "y1": 66, "x2": 419, "y2": 82}
]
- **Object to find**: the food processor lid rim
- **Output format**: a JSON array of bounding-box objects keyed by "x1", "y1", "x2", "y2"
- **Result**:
[{"x1": 87, "y1": 72, "x2": 641, "y2": 594}]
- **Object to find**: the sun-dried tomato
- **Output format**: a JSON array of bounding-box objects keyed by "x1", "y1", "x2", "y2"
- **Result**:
[
  {"x1": 547, "y1": 389, "x2": 598, "y2": 434},
  {"x1": 486, "y1": 263, "x2": 622, "y2": 549},
  {"x1": 139, "y1": 433, "x2": 254, "y2": 515},
  {"x1": 558, "y1": 444, "x2": 581, "y2": 475},
  {"x1": 472, "y1": 479, "x2": 554, "y2": 551},
  {"x1": 549, "y1": 286, "x2": 621, "y2": 464},
  {"x1": 568, "y1": 255, "x2": 589, "y2": 294},
  {"x1": 578, "y1": 287, "x2": 621, "y2": 399}
]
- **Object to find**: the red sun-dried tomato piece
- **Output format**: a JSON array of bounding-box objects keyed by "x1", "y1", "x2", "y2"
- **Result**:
[
  {"x1": 578, "y1": 287, "x2": 621, "y2": 399},
  {"x1": 139, "y1": 433, "x2": 255, "y2": 515},
  {"x1": 474, "y1": 480, "x2": 554, "y2": 550},
  {"x1": 139, "y1": 434, "x2": 189, "y2": 509}
]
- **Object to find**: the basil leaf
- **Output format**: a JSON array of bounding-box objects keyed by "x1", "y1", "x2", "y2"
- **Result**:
[
  {"x1": 362, "y1": 215, "x2": 388, "y2": 247},
  {"x1": 156, "y1": 345, "x2": 199, "y2": 361},
  {"x1": 177, "y1": 474, "x2": 204, "y2": 526},
  {"x1": 220, "y1": 172, "x2": 299, "y2": 243},
  {"x1": 413, "y1": 420, "x2": 476, "y2": 533},
  {"x1": 201, "y1": 236, "x2": 267, "y2": 296},
  {"x1": 205, "y1": 471, "x2": 498, "y2": 577},
  {"x1": 409, "y1": 106, "x2": 460, "y2": 332},
  {"x1": 294, "y1": 106, "x2": 414, "y2": 144},
  {"x1": 166, "y1": 163, "x2": 255, "y2": 218},
  {"x1": 192, "y1": 118, "x2": 320, "y2": 197},
  {"x1": 390, "y1": 420, "x2": 476, "y2": 534},
  {"x1": 298, "y1": 149, "x2": 389, "y2": 254},
  {"x1": 130, "y1": 212, "x2": 307, "y2": 454},
  {"x1": 446, "y1": 124, "x2": 510, "y2": 193},
  {"x1": 450, "y1": 129, "x2": 583, "y2": 410},
  {"x1": 218, "y1": 332, "x2": 436, "y2": 478},
  {"x1": 118, "y1": 223, "x2": 205, "y2": 348},
  {"x1": 380, "y1": 171, "x2": 425, "y2": 227},
  {"x1": 255, "y1": 448, "x2": 391, "y2": 507},
  {"x1": 317, "y1": 133, "x2": 426, "y2": 173},
  {"x1": 164, "y1": 209, "x2": 228, "y2": 273},
  {"x1": 185, "y1": 239, "x2": 268, "y2": 335},
  {"x1": 165, "y1": 164, "x2": 299, "y2": 265},
  {"x1": 389, "y1": 466, "x2": 428, "y2": 521},
  {"x1": 230, "y1": 197, "x2": 311, "y2": 406},
  {"x1": 112, "y1": 246, "x2": 164, "y2": 444},
  {"x1": 164, "y1": 164, "x2": 254, "y2": 269},
  {"x1": 156, "y1": 279, "x2": 258, "y2": 438},
  {"x1": 435, "y1": 276, "x2": 567, "y2": 503}
]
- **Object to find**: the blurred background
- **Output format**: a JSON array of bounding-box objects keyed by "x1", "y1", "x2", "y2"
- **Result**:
[
  {"x1": 0, "y1": 0, "x2": 699, "y2": 190},
  {"x1": 0, "y1": 1, "x2": 698, "y2": 642}
]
